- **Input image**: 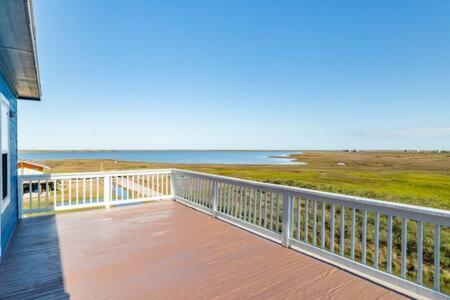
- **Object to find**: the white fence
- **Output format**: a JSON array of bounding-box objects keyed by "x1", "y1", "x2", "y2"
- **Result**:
[
  {"x1": 19, "y1": 168, "x2": 449, "y2": 299},
  {"x1": 171, "y1": 169, "x2": 450, "y2": 300},
  {"x1": 19, "y1": 169, "x2": 172, "y2": 214}
]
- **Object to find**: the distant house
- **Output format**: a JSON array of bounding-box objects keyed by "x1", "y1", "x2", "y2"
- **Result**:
[{"x1": 18, "y1": 160, "x2": 50, "y2": 175}]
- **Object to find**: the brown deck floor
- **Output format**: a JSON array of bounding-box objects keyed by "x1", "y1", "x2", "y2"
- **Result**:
[{"x1": 0, "y1": 201, "x2": 408, "y2": 299}]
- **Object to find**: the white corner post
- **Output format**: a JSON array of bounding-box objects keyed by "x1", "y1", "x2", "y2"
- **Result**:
[
  {"x1": 212, "y1": 181, "x2": 218, "y2": 217},
  {"x1": 104, "y1": 175, "x2": 111, "y2": 209},
  {"x1": 17, "y1": 177, "x2": 23, "y2": 219},
  {"x1": 281, "y1": 192, "x2": 292, "y2": 247},
  {"x1": 170, "y1": 170, "x2": 176, "y2": 199}
]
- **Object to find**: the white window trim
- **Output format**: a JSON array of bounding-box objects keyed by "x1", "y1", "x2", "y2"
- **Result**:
[{"x1": 0, "y1": 94, "x2": 10, "y2": 214}]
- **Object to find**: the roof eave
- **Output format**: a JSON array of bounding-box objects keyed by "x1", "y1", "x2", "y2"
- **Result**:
[{"x1": 25, "y1": 0, "x2": 42, "y2": 101}]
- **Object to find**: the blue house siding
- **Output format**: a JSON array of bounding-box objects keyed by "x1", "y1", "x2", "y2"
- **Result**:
[{"x1": 0, "y1": 74, "x2": 19, "y2": 256}]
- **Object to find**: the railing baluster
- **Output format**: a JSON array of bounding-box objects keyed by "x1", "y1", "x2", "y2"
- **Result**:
[
  {"x1": 304, "y1": 198, "x2": 309, "y2": 243},
  {"x1": 201, "y1": 179, "x2": 205, "y2": 206},
  {"x1": 330, "y1": 204, "x2": 335, "y2": 253},
  {"x1": 53, "y1": 179, "x2": 57, "y2": 209},
  {"x1": 75, "y1": 178, "x2": 78, "y2": 205},
  {"x1": 218, "y1": 183, "x2": 223, "y2": 212},
  {"x1": 37, "y1": 180, "x2": 41, "y2": 209},
  {"x1": 61, "y1": 179, "x2": 65, "y2": 207},
  {"x1": 133, "y1": 175, "x2": 136, "y2": 200},
  {"x1": 387, "y1": 215, "x2": 393, "y2": 274},
  {"x1": 158, "y1": 173, "x2": 160, "y2": 196},
  {"x1": 417, "y1": 221, "x2": 423, "y2": 285},
  {"x1": 224, "y1": 184, "x2": 230, "y2": 215},
  {"x1": 89, "y1": 178, "x2": 93, "y2": 203},
  {"x1": 362, "y1": 210, "x2": 367, "y2": 264},
  {"x1": 221, "y1": 183, "x2": 225, "y2": 212},
  {"x1": 374, "y1": 212, "x2": 379, "y2": 269},
  {"x1": 258, "y1": 190, "x2": 262, "y2": 226},
  {"x1": 204, "y1": 179, "x2": 208, "y2": 206},
  {"x1": 193, "y1": 177, "x2": 197, "y2": 203},
  {"x1": 69, "y1": 179, "x2": 72, "y2": 206},
  {"x1": 229, "y1": 183, "x2": 232, "y2": 214},
  {"x1": 83, "y1": 178, "x2": 86, "y2": 204},
  {"x1": 188, "y1": 177, "x2": 192, "y2": 202},
  {"x1": 313, "y1": 199, "x2": 317, "y2": 246},
  {"x1": 193, "y1": 178, "x2": 197, "y2": 203},
  {"x1": 239, "y1": 187, "x2": 243, "y2": 219},
  {"x1": 340, "y1": 206, "x2": 345, "y2": 256},
  {"x1": 321, "y1": 202, "x2": 326, "y2": 249},
  {"x1": 243, "y1": 187, "x2": 248, "y2": 221},
  {"x1": 142, "y1": 175, "x2": 144, "y2": 198},
  {"x1": 166, "y1": 173, "x2": 169, "y2": 195},
  {"x1": 351, "y1": 208, "x2": 355, "y2": 260},
  {"x1": 146, "y1": 175, "x2": 149, "y2": 198},
  {"x1": 96, "y1": 177, "x2": 99, "y2": 202},
  {"x1": 253, "y1": 189, "x2": 257, "y2": 224},
  {"x1": 235, "y1": 185, "x2": 239, "y2": 217},
  {"x1": 29, "y1": 180, "x2": 32, "y2": 211},
  {"x1": 45, "y1": 181, "x2": 49, "y2": 209},
  {"x1": 203, "y1": 178, "x2": 206, "y2": 205},
  {"x1": 297, "y1": 196, "x2": 301, "y2": 240},
  {"x1": 196, "y1": 178, "x2": 200, "y2": 203},
  {"x1": 230, "y1": 184, "x2": 235, "y2": 215},
  {"x1": 212, "y1": 180, "x2": 218, "y2": 216},
  {"x1": 115, "y1": 176, "x2": 119, "y2": 201},
  {"x1": 181, "y1": 175, "x2": 184, "y2": 199},
  {"x1": 401, "y1": 218, "x2": 407, "y2": 278},
  {"x1": 264, "y1": 191, "x2": 268, "y2": 229},
  {"x1": 290, "y1": 195, "x2": 294, "y2": 238},
  {"x1": 185, "y1": 175, "x2": 188, "y2": 200},
  {"x1": 276, "y1": 193, "x2": 280, "y2": 232},
  {"x1": 210, "y1": 180, "x2": 214, "y2": 207},
  {"x1": 270, "y1": 192, "x2": 274, "y2": 230},
  {"x1": 434, "y1": 224, "x2": 440, "y2": 291}
]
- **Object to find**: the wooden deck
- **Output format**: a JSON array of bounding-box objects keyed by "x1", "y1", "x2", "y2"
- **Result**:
[{"x1": 0, "y1": 201, "x2": 408, "y2": 299}]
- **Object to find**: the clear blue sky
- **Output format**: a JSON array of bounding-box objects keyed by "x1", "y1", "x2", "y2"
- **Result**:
[{"x1": 19, "y1": 0, "x2": 450, "y2": 150}]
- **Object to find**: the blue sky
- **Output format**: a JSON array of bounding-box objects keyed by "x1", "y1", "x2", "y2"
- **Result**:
[{"x1": 19, "y1": 0, "x2": 450, "y2": 150}]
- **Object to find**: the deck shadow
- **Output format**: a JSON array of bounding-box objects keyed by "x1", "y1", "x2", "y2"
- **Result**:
[{"x1": 0, "y1": 215, "x2": 69, "y2": 299}]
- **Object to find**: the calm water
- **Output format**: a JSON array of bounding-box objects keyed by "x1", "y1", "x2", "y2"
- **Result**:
[{"x1": 19, "y1": 150, "x2": 302, "y2": 165}]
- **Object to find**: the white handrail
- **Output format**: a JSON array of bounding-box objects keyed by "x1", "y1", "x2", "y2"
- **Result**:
[{"x1": 172, "y1": 169, "x2": 450, "y2": 226}]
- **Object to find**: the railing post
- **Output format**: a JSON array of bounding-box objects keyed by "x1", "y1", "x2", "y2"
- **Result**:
[
  {"x1": 104, "y1": 175, "x2": 111, "y2": 209},
  {"x1": 18, "y1": 177, "x2": 23, "y2": 219},
  {"x1": 281, "y1": 192, "x2": 292, "y2": 247},
  {"x1": 212, "y1": 181, "x2": 218, "y2": 217},
  {"x1": 170, "y1": 170, "x2": 176, "y2": 199}
]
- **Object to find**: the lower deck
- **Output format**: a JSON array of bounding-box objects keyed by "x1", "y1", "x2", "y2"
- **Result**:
[{"x1": 0, "y1": 201, "x2": 407, "y2": 299}]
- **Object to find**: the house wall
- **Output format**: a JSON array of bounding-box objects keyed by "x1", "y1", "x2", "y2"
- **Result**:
[
  {"x1": 18, "y1": 168, "x2": 43, "y2": 175},
  {"x1": 18, "y1": 162, "x2": 45, "y2": 175},
  {"x1": 0, "y1": 74, "x2": 18, "y2": 257}
]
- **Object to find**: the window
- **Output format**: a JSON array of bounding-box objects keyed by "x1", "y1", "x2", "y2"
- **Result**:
[
  {"x1": 1, "y1": 98, "x2": 9, "y2": 212},
  {"x1": 2, "y1": 153, "x2": 7, "y2": 199}
]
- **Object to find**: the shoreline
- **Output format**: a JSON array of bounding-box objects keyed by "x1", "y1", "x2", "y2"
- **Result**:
[{"x1": 19, "y1": 150, "x2": 304, "y2": 165}]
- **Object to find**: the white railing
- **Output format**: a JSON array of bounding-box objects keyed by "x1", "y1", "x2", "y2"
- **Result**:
[
  {"x1": 18, "y1": 168, "x2": 449, "y2": 299},
  {"x1": 171, "y1": 169, "x2": 450, "y2": 300},
  {"x1": 18, "y1": 169, "x2": 172, "y2": 215}
]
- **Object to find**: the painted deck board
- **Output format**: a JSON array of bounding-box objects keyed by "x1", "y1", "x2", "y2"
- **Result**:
[{"x1": 0, "y1": 201, "x2": 407, "y2": 299}]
